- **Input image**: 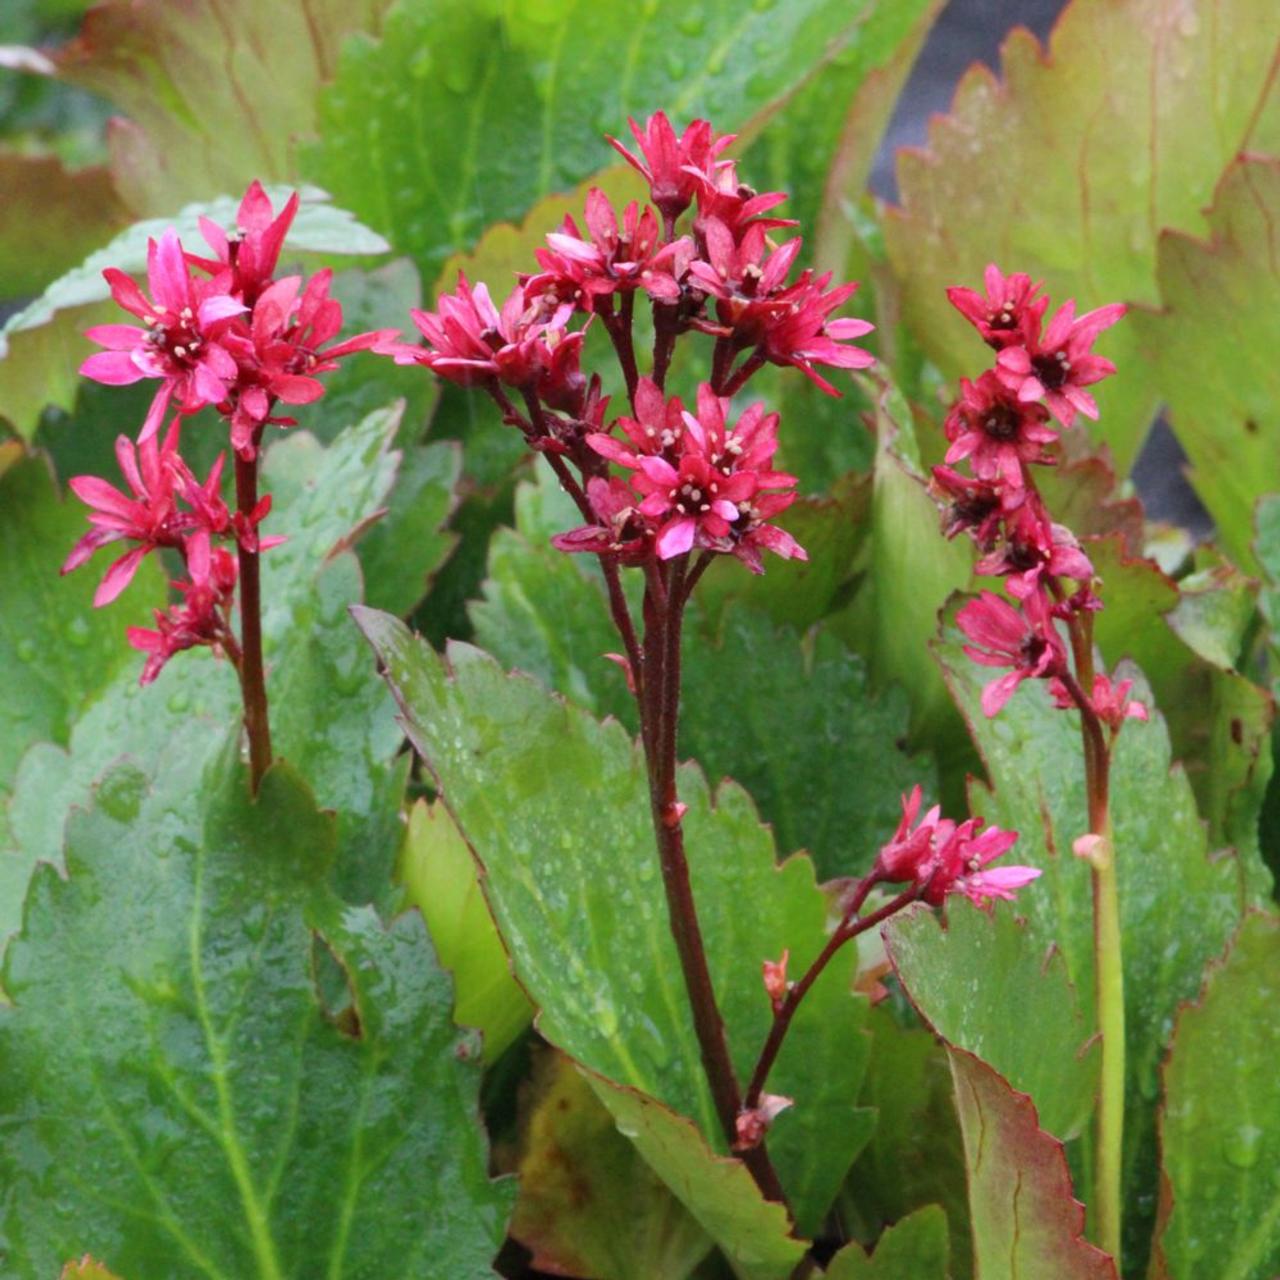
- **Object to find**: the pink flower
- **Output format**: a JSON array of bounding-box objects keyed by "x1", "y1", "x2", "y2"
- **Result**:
[
  {"x1": 874, "y1": 785, "x2": 945, "y2": 883},
  {"x1": 974, "y1": 500, "x2": 1093, "y2": 599},
  {"x1": 1050, "y1": 672, "x2": 1148, "y2": 729},
  {"x1": 946, "y1": 263, "x2": 1048, "y2": 350},
  {"x1": 586, "y1": 375, "x2": 687, "y2": 465},
  {"x1": 725, "y1": 490, "x2": 807, "y2": 574},
  {"x1": 126, "y1": 531, "x2": 238, "y2": 685},
  {"x1": 191, "y1": 180, "x2": 298, "y2": 305},
  {"x1": 383, "y1": 274, "x2": 577, "y2": 396},
  {"x1": 929, "y1": 464, "x2": 1009, "y2": 548},
  {"x1": 755, "y1": 271, "x2": 874, "y2": 395},
  {"x1": 62, "y1": 423, "x2": 188, "y2": 605},
  {"x1": 82, "y1": 228, "x2": 244, "y2": 442},
  {"x1": 527, "y1": 189, "x2": 693, "y2": 310},
  {"x1": 606, "y1": 111, "x2": 733, "y2": 223},
  {"x1": 944, "y1": 370, "x2": 1058, "y2": 487},
  {"x1": 927, "y1": 819, "x2": 1037, "y2": 907},
  {"x1": 551, "y1": 476, "x2": 651, "y2": 562},
  {"x1": 689, "y1": 158, "x2": 795, "y2": 243},
  {"x1": 995, "y1": 298, "x2": 1126, "y2": 427},
  {"x1": 590, "y1": 383, "x2": 801, "y2": 564},
  {"x1": 957, "y1": 589, "x2": 1067, "y2": 716},
  {"x1": 687, "y1": 218, "x2": 802, "y2": 306},
  {"x1": 221, "y1": 269, "x2": 394, "y2": 456}
]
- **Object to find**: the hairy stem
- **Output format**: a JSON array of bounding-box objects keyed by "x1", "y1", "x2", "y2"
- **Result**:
[
  {"x1": 636, "y1": 555, "x2": 787, "y2": 1205},
  {"x1": 234, "y1": 442, "x2": 273, "y2": 792}
]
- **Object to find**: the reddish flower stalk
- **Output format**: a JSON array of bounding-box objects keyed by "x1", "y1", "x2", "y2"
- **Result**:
[
  {"x1": 385, "y1": 113, "x2": 886, "y2": 1217},
  {"x1": 938, "y1": 264, "x2": 1134, "y2": 1262},
  {"x1": 741, "y1": 788, "x2": 1035, "y2": 1124},
  {"x1": 66, "y1": 182, "x2": 392, "y2": 791}
]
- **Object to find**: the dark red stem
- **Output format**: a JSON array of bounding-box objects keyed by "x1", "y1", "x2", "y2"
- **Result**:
[
  {"x1": 636, "y1": 553, "x2": 787, "y2": 1204},
  {"x1": 234, "y1": 440, "x2": 273, "y2": 792}
]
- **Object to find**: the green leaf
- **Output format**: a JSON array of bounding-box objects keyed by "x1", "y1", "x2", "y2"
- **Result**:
[
  {"x1": 357, "y1": 611, "x2": 873, "y2": 1243},
  {"x1": 1150, "y1": 912, "x2": 1280, "y2": 1280},
  {"x1": 309, "y1": 0, "x2": 909, "y2": 277},
  {"x1": 397, "y1": 799, "x2": 531, "y2": 1063},
  {"x1": 0, "y1": 188, "x2": 389, "y2": 438},
  {"x1": 947, "y1": 1049, "x2": 1116, "y2": 1279},
  {"x1": 885, "y1": 901, "x2": 1097, "y2": 1141},
  {"x1": 837, "y1": 377, "x2": 974, "y2": 799},
  {"x1": 0, "y1": 456, "x2": 164, "y2": 827},
  {"x1": 937, "y1": 624, "x2": 1246, "y2": 1266},
  {"x1": 1087, "y1": 537, "x2": 1274, "y2": 903},
  {"x1": 841, "y1": 1006, "x2": 971, "y2": 1278},
  {"x1": 825, "y1": 1205, "x2": 949, "y2": 1279},
  {"x1": 357, "y1": 439, "x2": 462, "y2": 617},
  {"x1": 5, "y1": 405, "x2": 412, "y2": 945},
  {"x1": 883, "y1": 0, "x2": 1280, "y2": 472},
  {"x1": 0, "y1": 749, "x2": 513, "y2": 1277},
  {"x1": 54, "y1": 0, "x2": 394, "y2": 215},
  {"x1": 583, "y1": 1073, "x2": 806, "y2": 1280},
  {"x1": 58, "y1": 1259, "x2": 124, "y2": 1280},
  {"x1": 511, "y1": 1047, "x2": 712, "y2": 1280},
  {"x1": 471, "y1": 470, "x2": 932, "y2": 876},
  {"x1": 1131, "y1": 157, "x2": 1280, "y2": 570}
]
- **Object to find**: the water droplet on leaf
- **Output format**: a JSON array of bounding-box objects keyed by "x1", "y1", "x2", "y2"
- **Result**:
[{"x1": 1224, "y1": 1124, "x2": 1263, "y2": 1168}]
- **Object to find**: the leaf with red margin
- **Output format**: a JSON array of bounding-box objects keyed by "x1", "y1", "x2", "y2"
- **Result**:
[
  {"x1": 510, "y1": 1047, "x2": 713, "y2": 1280},
  {"x1": 948, "y1": 1048, "x2": 1117, "y2": 1279},
  {"x1": 1149, "y1": 912, "x2": 1280, "y2": 1280},
  {"x1": 51, "y1": 0, "x2": 396, "y2": 216},
  {"x1": 883, "y1": 0, "x2": 1280, "y2": 472},
  {"x1": 0, "y1": 154, "x2": 126, "y2": 297},
  {"x1": 825, "y1": 1205, "x2": 949, "y2": 1279},
  {"x1": 885, "y1": 901, "x2": 1097, "y2": 1143},
  {"x1": 1130, "y1": 156, "x2": 1280, "y2": 574}
]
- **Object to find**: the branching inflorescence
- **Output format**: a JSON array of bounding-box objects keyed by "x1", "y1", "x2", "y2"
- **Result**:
[{"x1": 62, "y1": 184, "x2": 394, "y2": 789}]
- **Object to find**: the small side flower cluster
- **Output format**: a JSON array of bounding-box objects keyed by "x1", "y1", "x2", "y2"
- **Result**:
[
  {"x1": 381, "y1": 110, "x2": 874, "y2": 575},
  {"x1": 938, "y1": 264, "x2": 1145, "y2": 729},
  {"x1": 871, "y1": 784, "x2": 1038, "y2": 907},
  {"x1": 65, "y1": 182, "x2": 392, "y2": 684}
]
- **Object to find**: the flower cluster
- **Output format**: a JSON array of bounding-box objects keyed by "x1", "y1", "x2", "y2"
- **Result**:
[
  {"x1": 383, "y1": 110, "x2": 874, "y2": 573},
  {"x1": 872, "y1": 785, "x2": 1038, "y2": 907},
  {"x1": 65, "y1": 182, "x2": 390, "y2": 684},
  {"x1": 939, "y1": 264, "x2": 1143, "y2": 726}
]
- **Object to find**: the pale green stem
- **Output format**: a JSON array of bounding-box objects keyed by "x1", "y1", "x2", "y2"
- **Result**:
[{"x1": 1089, "y1": 817, "x2": 1125, "y2": 1263}]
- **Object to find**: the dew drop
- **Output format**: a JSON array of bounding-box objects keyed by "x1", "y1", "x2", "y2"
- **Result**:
[
  {"x1": 752, "y1": 0, "x2": 777, "y2": 11},
  {"x1": 167, "y1": 689, "x2": 191, "y2": 714},
  {"x1": 409, "y1": 47, "x2": 434, "y2": 80},
  {"x1": 1223, "y1": 1124, "x2": 1263, "y2": 1169},
  {"x1": 66, "y1": 615, "x2": 92, "y2": 647},
  {"x1": 97, "y1": 769, "x2": 145, "y2": 823},
  {"x1": 15, "y1": 639, "x2": 36, "y2": 663},
  {"x1": 665, "y1": 52, "x2": 687, "y2": 80},
  {"x1": 676, "y1": 6, "x2": 705, "y2": 35},
  {"x1": 594, "y1": 996, "x2": 619, "y2": 1039}
]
